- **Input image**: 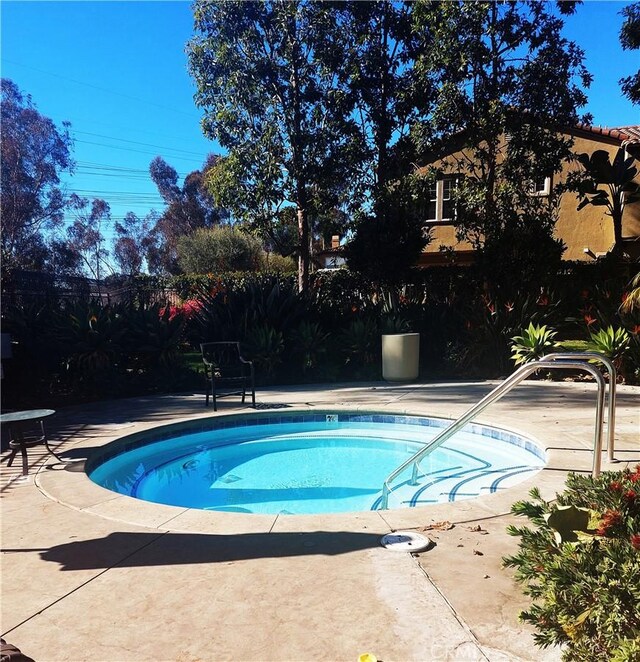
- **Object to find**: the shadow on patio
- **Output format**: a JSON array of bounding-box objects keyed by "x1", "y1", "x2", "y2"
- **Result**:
[{"x1": 4, "y1": 529, "x2": 385, "y2": 571}]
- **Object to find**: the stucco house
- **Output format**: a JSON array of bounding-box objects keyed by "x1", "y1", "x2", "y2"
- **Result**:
[{"x1": 418, "y1": 123, "x2": 640, "y2": 266}]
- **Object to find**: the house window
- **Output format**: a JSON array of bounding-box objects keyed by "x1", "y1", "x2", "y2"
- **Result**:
[
  {"x1": 530, "y1": 175, "x2": 551, "y2": 197},
  {"x1": 426, "y1": 176, "x2": 458, "y2": 224}
]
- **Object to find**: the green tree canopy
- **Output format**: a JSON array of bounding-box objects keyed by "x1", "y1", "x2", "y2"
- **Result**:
[
  {"x1": 314, "y1": 1, "x2": 432, "y2": 206},
  {"x1": 305, "y1": 2, "x2": 435, "y2": 285},
  {"x1": 188, "y1": 0, "x2": 351, "y2": 291},
  {"x1": 1, "y1": 78, "x2": 74, "y2": 271},
  {"x1": 411, "y1": 0, "x2": 591, "y2": 293},
  {"x1": 147, "y1": 154, "x2": 228, "y2": 274},
  {"x1": 620, "y1": 2, "x2": 640, "y2": 105}
]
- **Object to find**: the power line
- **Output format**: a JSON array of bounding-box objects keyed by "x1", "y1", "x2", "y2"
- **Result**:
[
  {"x1": 74, "y1": 162, "x2": 192, "y2": 178},
  {"x1": 76, "y1": 160, "x2": 192, "y2": 174},
  {"x1": 67, "y1": 118, "x2": 206, "y2": 145},
  {"x1": 71, "y1": 130, "x2": 207, "y2": 158},
  {"x1": 74, "y1": 139, "x2": 207, "y2": 162},
  {"x1": 1, "y1": 57, "x2": 197, "y2": 118}
]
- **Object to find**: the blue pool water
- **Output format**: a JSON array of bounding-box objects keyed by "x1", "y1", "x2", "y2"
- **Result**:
[{"x1": 88, "y1": 413, "x2": 545, "y2": 514}]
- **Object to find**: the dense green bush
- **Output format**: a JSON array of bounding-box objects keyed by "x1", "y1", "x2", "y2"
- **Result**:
[
  {"x1": 1, "y1": 298, "x2": 200, "y2": 407},
  {"x1": 504, "y1": 468, "x2": 640, "y2": 661},
  {"x1": 2, "y1": 263, "x2": 639, "y2": 408},
  {"x1": 191, "y1": 275, "x2": 308, "y2": 343},
  {"x1": 176, "y1": 226, "x2": 264, "y2": 274}
]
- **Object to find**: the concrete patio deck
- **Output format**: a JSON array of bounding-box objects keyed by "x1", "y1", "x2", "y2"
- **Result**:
[{"x1": 1, "y1": 380, "x2": 638, "y2": 662}]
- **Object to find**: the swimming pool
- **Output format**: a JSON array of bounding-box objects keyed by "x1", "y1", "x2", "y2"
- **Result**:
[{"x1": 87, "y1": 411, "x2": 545, "y2": 515}]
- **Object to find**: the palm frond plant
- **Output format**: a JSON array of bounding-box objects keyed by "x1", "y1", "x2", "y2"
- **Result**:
[{"x1": 621, "y1": 272, "x2": 640, "y2": 315}]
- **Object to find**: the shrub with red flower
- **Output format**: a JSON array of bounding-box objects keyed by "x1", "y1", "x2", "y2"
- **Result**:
[
  {"x1": 181, "y1": 299, "x2": 203, "y2": 319},
  {"x1": 505, "y1": 467, "x2": 640, "y2": 659},
  {"x1": 159, "y1": 299, "x2": 202, "y2": 322},
  {"x1": 596, "y1": 508, "x2": 623, "y2": 536},
  {"x1": 159, "y1": 304, "x2": 181, "y2": 322}
]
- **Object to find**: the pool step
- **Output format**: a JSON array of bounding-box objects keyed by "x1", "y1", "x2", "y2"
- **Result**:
[{"x1": 380, "y1": 464, "x2": 541, "y2": 510}]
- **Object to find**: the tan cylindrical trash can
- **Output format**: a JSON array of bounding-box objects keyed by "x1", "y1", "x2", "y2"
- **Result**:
[{"x1": 381, "y1": 333, "x2": 420, "y2": 382}]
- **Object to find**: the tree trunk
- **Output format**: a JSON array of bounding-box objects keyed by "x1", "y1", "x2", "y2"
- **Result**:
[
  {"x1": 297, "y1": 202, "x2": 310, "y2": 292},
  {"x1": 289, "y1": 9, "x2": 310, "y2": 293}
]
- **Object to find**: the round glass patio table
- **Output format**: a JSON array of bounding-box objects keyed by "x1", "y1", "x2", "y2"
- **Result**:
[{"x1": 1, "y1": 409, "x2": 61, "y2": 476}]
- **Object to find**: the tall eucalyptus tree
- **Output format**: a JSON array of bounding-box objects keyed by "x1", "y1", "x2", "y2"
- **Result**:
[
  {"x1": 188, "y1": 0, "x2": 349, "y2": 291},
  {"x1": 315, "y1": 1, "x2": 435, "y2": 285}
]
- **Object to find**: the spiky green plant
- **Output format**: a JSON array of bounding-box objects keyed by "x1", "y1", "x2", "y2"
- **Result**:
[
  {"x1": 243, "y1": 324, "x2": 284, "y2": 377},
  {"x1": 510, "y1": 322, "x2": 558, "y2": 366},
  {"x1": 289, "y1": 321, "x2": 330, "y2": 374},
  {"x1": 339, "y1": 318, "x2": 379, "y2": 368},
  {"x1": 587, "y1": 326, "x2": 630, "y2": 363}
]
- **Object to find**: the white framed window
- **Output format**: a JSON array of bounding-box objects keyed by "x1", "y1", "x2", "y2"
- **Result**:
[
  {"x1": 530, "y1": 175, "x2": 551, "y2": 197},
  {"x1": 426, "y1": 176, "x2": 458, "y2": 224}
]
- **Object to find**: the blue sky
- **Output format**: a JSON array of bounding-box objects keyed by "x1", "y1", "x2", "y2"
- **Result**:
[{"x1": 1, "y1": 1, "x2": 638, "y2": 246}]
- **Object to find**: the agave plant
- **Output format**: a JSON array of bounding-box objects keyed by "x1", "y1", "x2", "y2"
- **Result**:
[
  {"x1": 339, "y1": 317, "x2": 380, "y2": 374},
  {"x1": 587, "y1": 326, "x2": 630, "y2": 364},
  {"x1": 243, "y1": 323, "x2": 284, "y2": 377},
  {"x1": 54, "y1": 301, "x2": 125, "y2": 376},
  {"x1": 120, "y1": 302, "x2": 186, "y2": 370},
  {"x1": 289, "y1": 321, "x2": 330, "y2": 374},
  {"x1": 510, "y1": 322, "x2": 558, "y2": 366},
  {"x1": 380, "y1": 314, "x2": 411, "y2": 335}
]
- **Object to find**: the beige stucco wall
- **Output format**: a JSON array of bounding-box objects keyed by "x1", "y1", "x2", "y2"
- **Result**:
[
  {"x1": 426, "y1": 224, "x2": 474, "y2": 255},
  {"x1": 554, "y1": 134, "x2": 640, "y2": 261},
  {"x1": 420, "y1": 131, "x2": 640, "y2": 263}
]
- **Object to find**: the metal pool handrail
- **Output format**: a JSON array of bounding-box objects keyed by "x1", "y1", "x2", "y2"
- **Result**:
[
  {"x1": 544, "y1": 352, "x2": 617, "y2": 462},
  {"x1": 379, "y1": 359, "x2": 606, "y2": 510}
]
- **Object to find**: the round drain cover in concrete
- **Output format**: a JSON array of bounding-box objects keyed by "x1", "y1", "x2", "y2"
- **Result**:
[{"x1": 380, "y1": 531, "x2": 431, "y2": 552}]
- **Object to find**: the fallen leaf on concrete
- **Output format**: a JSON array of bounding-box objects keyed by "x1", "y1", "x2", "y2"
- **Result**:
[
  {"x1": 473, "y1": 549, "x2": 484, "y2": 556},
  {"x1": 468, "y1": 524, "x2": 488, "y2": 534},
  {"x1": 420, "y1": 521, "x2": 454, "y2": 532}
]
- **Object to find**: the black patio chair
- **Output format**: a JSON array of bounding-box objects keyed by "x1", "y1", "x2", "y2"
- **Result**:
[{"x1": 200, "y1": 342, "x2": 256, "y2": 411}]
